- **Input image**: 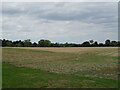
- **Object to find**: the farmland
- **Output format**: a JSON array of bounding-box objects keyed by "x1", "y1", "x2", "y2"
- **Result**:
[{"x1": 2, "y1": 47, "x2": 119, "y2": 88}]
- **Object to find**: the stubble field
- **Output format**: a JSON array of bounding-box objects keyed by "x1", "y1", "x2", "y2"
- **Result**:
[{"x1": 2, "y1": 47, "x2": 119, "y2": 88}]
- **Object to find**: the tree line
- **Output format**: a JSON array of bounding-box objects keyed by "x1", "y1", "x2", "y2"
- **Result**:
[{"x1": 0, "y1": 39, "x2": 120, "y2": 47}]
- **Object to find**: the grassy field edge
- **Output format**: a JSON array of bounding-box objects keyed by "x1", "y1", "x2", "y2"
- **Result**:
[{"x1": 3, "y1": 63, "x2": 118, "y2": 88}]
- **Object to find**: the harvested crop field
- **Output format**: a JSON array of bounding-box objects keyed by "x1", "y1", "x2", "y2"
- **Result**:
[{"x1": 2, "y1": 47, "x2": 119, "y2": 88}]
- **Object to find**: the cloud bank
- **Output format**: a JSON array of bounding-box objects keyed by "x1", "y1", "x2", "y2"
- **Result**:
[{"x1": 2, "y1": 2, "x2": 118, "y2": 43}]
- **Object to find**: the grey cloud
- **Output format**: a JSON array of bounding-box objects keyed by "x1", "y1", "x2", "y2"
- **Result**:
[
  {"x1": 2, "y1": 2, "x2": 118, "y2": 43},
  {"x1": 3, "y1": 2, "x2": 117, "y2": 22}
]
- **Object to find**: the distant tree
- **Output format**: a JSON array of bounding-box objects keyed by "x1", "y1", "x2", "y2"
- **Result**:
[
  {"x1": 2, "y1": 39, "x2": 7, "y2": 46},
  {"x1": 82, "y1": 41, "x2": 90, "y2": 47},
  {"x1": 32, "y1": 42, "x2": 37, "y2": 47},
  {"x1": 94, "y1": 41, "x2": 98, "y2": 45},
  {"x1": 1, "y1": 38, "x2": 119, "y2": 47},
  {"x1": 99, "y1": 43, "x2": 104, "y2": 46},
  {"x1": 65, "y1": 42, "x2": 69, "y2": 47},
  {"x1": 105, "y1": 39, "x2": 111, "y2": 46},
  {"x1": 16, "y1": 42, "x2": 23, "y2": 47},
  {"x1": 24, "y1": 39, "x2": 31, "y2": 47},
  {"x1": 68, "y1": 43, "x2": 76, "y2": 47},
  {"x1": 12, "y1": 40, "x2": 24, "y2": 47},
  {"x1": 38, "y1": 39, "x2": 51, "y2": 47},
  {"x1": 89, "y1": 40, "x2": 94, "y2": 45},
  {"x1": 0, "y1": 39, "x2": 2, "y2": 46},
  {"x1": 118, "y1": 41, "x2": 120, "y2": 46},
  {"x1": 12, "y1": 41, "x2": 16, "y2": 47},
  {"x1": 59, "y1": 43, "x2": 64, "y2": 47},
  {"x1": 6, "y1": 42, "x2": 12, "y2": 47},
  {"x1": 54, "y1": 42, "x2": 60, "y2": 47},
  {"x1": 93, "y1": 41, "x2": 98, "y2": 46},
  {"x1": 110, "y1": 41, "x2": 118, "y2": 46},
  {"x1": 50, "y1": 43, "x2": 55, "y2": 47}
]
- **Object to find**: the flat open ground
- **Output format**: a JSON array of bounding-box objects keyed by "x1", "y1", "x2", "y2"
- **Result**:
[{"x1": 2, "y1": 47, "x2": 119, "y2": 88}]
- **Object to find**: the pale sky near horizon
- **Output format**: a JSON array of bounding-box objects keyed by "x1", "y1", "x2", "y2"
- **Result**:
[{"x1": 2, "y1": 2, "x2": 118, "y2": 43}]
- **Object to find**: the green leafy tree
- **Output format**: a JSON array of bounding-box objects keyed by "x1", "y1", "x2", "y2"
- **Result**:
[
  {"x1": 99, "y1": 43, "x2": 104, "y2": 46},
  {"x1": 38, "y1": 39, "x2": 51, "y2": 47},
  {"x1": 82, "y1": 41, "x2": 90, "y2": 46},
  {"x1": 65, "y1": 42, "x2": 69, "y2": 47},
  {"x1": 6, "y1": 42, "x2": 12, "y2": 47},
  {"x1": 105, "y1": 39, "x2": 111, "y2": 46},
  {"x1": 32, "y1": 42, "x2": 37, "y2": 47},
  {"x1": 16, "y1": 43, "x2": 23, "y2": 47},
  {"x1": 93, "y1": 41, "x2": 98, "y2": 46},
  {"x1": 24, "y1": 39, "x2": 31, "y2": 47},
  {"x1": 111, "y1": 41, "x2": 117, "y2": 46}
]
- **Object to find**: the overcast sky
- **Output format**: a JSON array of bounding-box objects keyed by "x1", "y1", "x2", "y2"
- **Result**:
[{"x1": 2, "y1": 2, "x2": 118, "y2": 43}]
